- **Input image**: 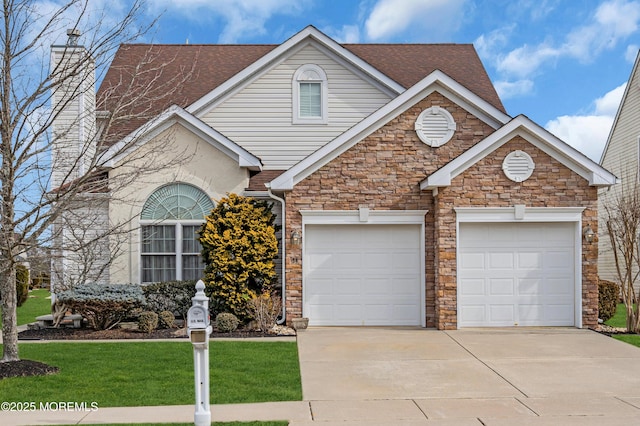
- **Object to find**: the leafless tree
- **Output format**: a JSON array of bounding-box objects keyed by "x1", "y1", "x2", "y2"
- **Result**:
[
  {"x1": 604, "y1": 177, "x2": 640, "y2": 333},
  {"x1": 0, "y1": 0, "x2": 196, "y2": 362}
]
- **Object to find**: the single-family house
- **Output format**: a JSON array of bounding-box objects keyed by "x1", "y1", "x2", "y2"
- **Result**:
[
  {"x1": 51, "y1": 26, "x2": 617, "y2": 329},
  {"x1": 599, "y1": 50, "x2": 640, "y2": 284}
]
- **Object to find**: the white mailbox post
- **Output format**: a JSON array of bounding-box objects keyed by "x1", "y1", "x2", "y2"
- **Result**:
[{"x1": 187, "y1": 280, "x2": 212, "y2": 426}]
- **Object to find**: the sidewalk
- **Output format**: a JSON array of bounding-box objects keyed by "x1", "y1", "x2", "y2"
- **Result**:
[{"x1": 1, "y1": 401, "x2": 313, "y2": 426}]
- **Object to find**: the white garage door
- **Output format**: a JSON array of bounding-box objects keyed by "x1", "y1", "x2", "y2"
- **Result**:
[
  {"x1": 305, "y1": 224, "x2": 422, "y2": 326},
  {"x1": 458, "y1": 222, "x2": 576, "y2": 327}
]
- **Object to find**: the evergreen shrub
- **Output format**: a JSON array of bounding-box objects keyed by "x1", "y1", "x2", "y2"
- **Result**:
[
  {"x1": 138, "y1": 311, "x2": 159, "y2": 333},
  {"x1": 199, "y1": 193, "x2": 279, "y2": 321},
  {"x1": 56, "y1": 284, "x2": 144, "y2": 330},
  {"x1": 215, "y1": 312, "x2": 239, "y2": 332},
  {"x1": 598, "y1": 279, "x2": 620, "y2": 322},
  {"x1": 158, "y1": 310, "x2": 175, "y2": 329}
]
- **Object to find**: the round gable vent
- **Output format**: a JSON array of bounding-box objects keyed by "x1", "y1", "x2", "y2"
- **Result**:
[
  {"x1": 415, "y1": 106, "x2": 456, "y2": 147},
  {"x1": 502, "y1": 150, "x2": 535, "y2": 182}
]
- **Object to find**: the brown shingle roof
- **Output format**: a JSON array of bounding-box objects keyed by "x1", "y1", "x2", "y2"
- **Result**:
[
  {"x1": 246, "y1": 170, "x2": 287, "y2": 192},
  {"x1": 96, "y1": 41, "x2": 504, "y2": 146}
]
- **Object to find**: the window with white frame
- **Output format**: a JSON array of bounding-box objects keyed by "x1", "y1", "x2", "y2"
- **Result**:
[
  {"x1": 292, "y1": 64, "x2": 328, "y2": 124},
  {"x1": 140, "y1": 183, "x2": 214, "y2": 283}
]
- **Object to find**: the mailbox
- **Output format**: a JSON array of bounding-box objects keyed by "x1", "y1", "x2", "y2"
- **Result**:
[
  {"x1": 188, "y1": 280, "x2": 212, "y2": 426},
  {"x1": 187, "y1": 304, "x2": 210, "y2": 345}
]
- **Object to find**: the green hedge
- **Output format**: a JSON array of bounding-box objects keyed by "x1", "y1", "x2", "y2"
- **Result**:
[{"x1": 599, "y1": 279, "x2": 620, "y2": 322}]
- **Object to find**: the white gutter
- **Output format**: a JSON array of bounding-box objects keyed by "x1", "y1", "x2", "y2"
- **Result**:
[{"x1": 265, "y1": 188, "x2": 287, "y2": 325}]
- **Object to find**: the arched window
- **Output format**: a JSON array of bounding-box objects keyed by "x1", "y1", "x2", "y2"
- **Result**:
[
  {"x1": 140, "y1": 183, "x2": 214, "y2": 283},
  {"x1": 292, "y1": 64, "x2": 328, "y2": 124}
]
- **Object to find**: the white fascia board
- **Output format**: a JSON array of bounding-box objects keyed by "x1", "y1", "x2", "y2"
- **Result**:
[
  {"x1": 455, "y1": 206, "x2": 585, "y2": 222},
  {"x1": 270, "y1": 70, "x2": 511, "y2": 191},
  {"x1": 101, "y1": 105, "x2": 262, "y2": 170},
  {"x1": 187, "y1": 25, "x2": 405, "y2": 116},
  {"x1": 421, "y1": 115, "x2": 618, "y2": 191}
]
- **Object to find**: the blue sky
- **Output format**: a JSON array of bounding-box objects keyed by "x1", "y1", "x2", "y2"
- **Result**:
[{"x1": 71, "y1": 0, "x2": 640, "y2": 162}]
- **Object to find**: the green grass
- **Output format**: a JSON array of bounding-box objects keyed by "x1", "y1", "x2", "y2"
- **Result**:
[
  {"x1": 605, "y1": 303, "x2": 640, "y2": 348},
  {"x1": 605, "y1": 303, "x2": 628, "y2": 328},
  {"x1": 612, "y1": 334, "x2": 640, "y2": 348},
  {"x1": 0, "y1": 341, "x2": 301, "y2": 407},
  {"x1": 0, "y1": 288, "x2": 52, "y2": 326}
]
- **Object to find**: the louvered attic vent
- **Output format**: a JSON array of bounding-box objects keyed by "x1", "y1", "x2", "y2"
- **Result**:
[
  {"x1": 414, "y1": 106, "x2": 456, "y2": 147},
  {"x1": 502, "y1": 150, "x2": 535, "y2": 182}
]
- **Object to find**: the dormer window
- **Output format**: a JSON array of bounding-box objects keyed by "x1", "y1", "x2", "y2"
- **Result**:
[{"x1": 293, "y1": 64, "x2": 327, "y2": 124}]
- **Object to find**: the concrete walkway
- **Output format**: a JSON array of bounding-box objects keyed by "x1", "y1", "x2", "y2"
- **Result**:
[{"x1": 3, "y1": 327, "x2": 640, "y2": 425}]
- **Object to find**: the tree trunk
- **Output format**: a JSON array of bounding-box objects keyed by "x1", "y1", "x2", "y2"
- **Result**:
[{"x1": 1, "y1": 264, "x2": 19, "y2": 362}]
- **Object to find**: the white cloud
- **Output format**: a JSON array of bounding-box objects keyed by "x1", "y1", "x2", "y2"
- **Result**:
[
  {"x1": 494, "y1": 79, "x2": 534, "y2": 99},
  {"x1": 324, "y1": 25, "x2": 361, "y2": 43},
  {"x1": 627, "y1": 44, "x2": 640, "y2": 62},
  {"x1": 545, "y1": 83, "x2": 626, "y2": 161},
  {"x1": 148, "y1": 0, "x2": 309, "y2": 43},
  {"x1": 492, "y1": 0, "x2": 640, "y2": 80},
  {"x1": 364, "y1": 0, "x2": 466, "y2": 41},
  {"x1": 496, "y1": 44, "x2": 560, "y2": 78}
]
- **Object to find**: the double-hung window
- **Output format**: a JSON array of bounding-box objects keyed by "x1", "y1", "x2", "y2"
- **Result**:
[
  {"x1": 292, "y1": 64, "x2": 327, "y2": 124},
  {"x1": 140, "y1": 183, "x2": 214, "y2": 283}
]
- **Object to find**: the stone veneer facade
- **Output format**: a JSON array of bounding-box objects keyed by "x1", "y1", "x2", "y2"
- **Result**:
[{"x1": 283, "y1": 93, "x2": 599, "y2": 329}]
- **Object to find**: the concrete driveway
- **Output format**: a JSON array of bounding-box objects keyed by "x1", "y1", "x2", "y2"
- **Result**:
[{"x1": 294, "y1": 327, "x2": 640, "y2": 425}]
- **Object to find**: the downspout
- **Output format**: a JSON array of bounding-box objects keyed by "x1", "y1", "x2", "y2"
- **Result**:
[{"x1": 266, "y1": 186, "x2": 287, "y2": 325}]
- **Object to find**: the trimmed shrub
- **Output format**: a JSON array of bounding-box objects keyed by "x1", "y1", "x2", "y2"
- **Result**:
[
  {"x1": 199, "y1": 193, "x2": 279, "y2": 321},
  {"x1": 599, "y1": 279, "x2": 620, "y2": 322},
  {"x1": 248, "y1": 291, "x2": 282, "y2": 333},
  {"x1": 215, "y1": 312, "x2": 239, "y2": 332},
  {"x1": 158, "y1": 310, "x2": 175, "y2": 329},
  {"x1": 56, "y1": 284, "x2": 144, "y2": 330},
  {"x1": 138, "y1": 311, "x2": 159, "y2": 333},
  {"x1": 141, "y1": 280, "x2": 197, "y2": 319},
  {"x1": 15, "y1": 264, "x2": 30, "y2": 307}
]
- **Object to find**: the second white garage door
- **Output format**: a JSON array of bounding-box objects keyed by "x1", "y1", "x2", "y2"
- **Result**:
[
  {"x1": 304, "y1": 224, "x2": 422, "y2": 326},
  {"x1": 458, "y1": 222, "x2": 576, "y2": 327}
]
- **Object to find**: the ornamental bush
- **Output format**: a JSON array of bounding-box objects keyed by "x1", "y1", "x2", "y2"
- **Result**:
[
  {"x1": 199, "y1": 193, "x2": 279, "y2": 321},
  {"x1": 215, "y1": 312, "x2": 239, "y2": 332},
  {"x1": 15, "y1": 264, "x2": 30, "y2": 307},
  {"x1": 141, "y1": 280, "x2": 198, "y2": 319},
  {"x1": 248, "y1": 291, "x2": 282, "y2": 333},
  {"x1": 55, "y1": 284, "x2": 144, "y2": 330},
  {"x1": 138, "y1": 311, "x2": 159, "y2": 333},
  {"x1": 158, "y1": 310, "x2": 175, "y2": 329},
  {"x1": 598, "y1": 279, "x2": 620, "y2": 322}
]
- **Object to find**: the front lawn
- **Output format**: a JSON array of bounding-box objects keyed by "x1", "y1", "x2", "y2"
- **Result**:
[
  {"x1": 0, "y1": 341, "x2": 301, "y2": 407},
  {"x1": 605, "y1": 303, "x2": 628, "y2": 328},
  {"x1": 605, "y1": 303, "x2": 640, "y2": 348},
  {"x1": 0, "y1": 288, "x2": 51, "y2": 326}
]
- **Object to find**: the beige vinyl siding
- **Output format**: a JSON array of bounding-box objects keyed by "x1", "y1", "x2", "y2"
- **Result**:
[
  {"x1": 203, "y1": 43, "x2": 394, "y2": 169},
  {"x1": 598, "y1": 58, "x2": 640, "y2": 283}
]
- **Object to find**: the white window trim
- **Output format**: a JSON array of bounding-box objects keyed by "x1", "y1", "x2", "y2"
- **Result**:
[
  {"x1": 292, "y1": 64, "x2": 328, "y2": 124},
  {"x1": 300, "y1": 209, "x2": 428, "y2": 327},
  {"x1": 140, "y1": 219, "x2": 204, "y2": 283},
  {"x1": 454, "y1": 206, "x2": 584, "y2": 329}
]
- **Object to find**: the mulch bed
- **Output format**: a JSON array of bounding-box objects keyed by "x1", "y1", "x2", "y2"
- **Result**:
[
  {"x1": 0, "y1": 360, "x2": 59, "y2": 380},
  {"x1": 17, "y1": 326, "x2": 290, "y2": 341}
]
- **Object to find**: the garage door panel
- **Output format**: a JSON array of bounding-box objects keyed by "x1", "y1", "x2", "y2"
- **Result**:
[
  {"x1": 519, "y1": 252, "x2": 542, "y2": 269},
  {"x1": 460, "y1": 278, "x2": 485, "y2": 295},
  {"x1": 459, "y1": 222, "x2": 576, "y2": 327},
  {"x1": 518, "y1": 278, "x2": 542, "y2": 295},
  {"x1": 489, "y1": 252, "x2": 514, "y2": 269},
  {"x1": 490, "y1": 279, "x2": 515, "y2": 295},
  {"x1": 490, "y1": 304, "x2": 515, "y2": 323},
  {"x1": 460, "y1": 252, "x2": 485, "y2": 269},
  {"x1": 305, "y1": 224, "x2": 422, "y2": 326}
]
